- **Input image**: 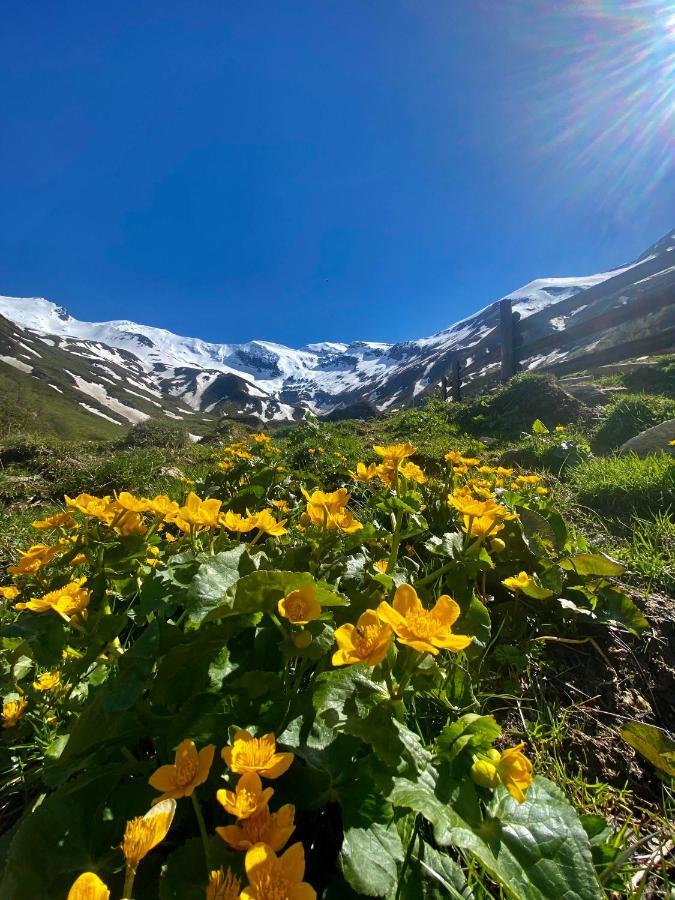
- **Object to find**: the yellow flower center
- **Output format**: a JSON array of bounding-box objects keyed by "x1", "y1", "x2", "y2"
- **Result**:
[
  {"x1": 404, "y1": 609, "x2": 443, "y2": 640},
  {"x1": 233, "y1": 738, "x2": 273, "y2": 769},
  {"x1": 207, "y1": 869, "x2": 241, "y2": 900},
  {"x1": 175, "y1": 755, "x2": 198, "y2": 787},
  {"x1": 353, "y1": 623, "x2": 384, "y2": 657},
  {"x1": 283, "y1": 596, "x2": 312, "y2": 621},
  {"x1": 241, "y1": 808, "x2": 272, "y2": 842},
  {"x1": 252, "y1": 862, "x2": 291, "y2": 900},
  {"x1": 122, "y1": 818, "x2": 150, "y2": 866},
  {"x1": 236, "y1": 787, "x2": 262, "y2": 816}
]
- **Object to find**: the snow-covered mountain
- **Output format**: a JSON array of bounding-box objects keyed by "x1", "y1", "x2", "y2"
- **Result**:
[{"x1": 0, "y1": 229, "x2": 673, "y2": 432}]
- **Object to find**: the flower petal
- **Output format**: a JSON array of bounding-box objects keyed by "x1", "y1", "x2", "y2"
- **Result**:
[
  {"x1": 263, "y1": 752, "x2": 294, "y2": 779},
  {"x1": 376, "y1": 601, "x2": 406, "y2": 632},
  {"x1": 432, "y1": 595, "x2": 461, "y2": 627},
  {"x1": 393, "y1": 583, "x2": 421, "y2": 617},
  {"x1": 280, "y1": 841, "x2": 306, "y2": 883},
  {"x1": 245, "y1": 842, "x2": 276, "y2": 879},
  {"x1": 148, "y1": 764, "x2": 178, "y2": 793}
]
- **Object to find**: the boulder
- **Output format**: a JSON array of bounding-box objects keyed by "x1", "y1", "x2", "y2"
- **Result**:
[{"x1": 618, "y1": 418, "x2": 675, "y2": 457}]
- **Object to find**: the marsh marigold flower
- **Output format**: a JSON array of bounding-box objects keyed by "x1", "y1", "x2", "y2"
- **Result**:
[
  {"x1": 0, "y1": 585, "x2": 19, "y2": 602},
  {"x1": 471, "y1": 743, "x2": 533, "y2": 803},
  {"x1": 377, "y1": 584, "x2": 472, "y2": 656},
  {"x1": 332, "y1": 610, "x2": 392, "y2": 667},
  {"x1": 16, "y1": 577, "x2": 90, "y2": 620},
  {"x1": 250, "y1": 509, "x2": 288, "y2": 537},
  {"x1": 222, "y1": 730, "x2": 294, "y2": 779},
  {"x1": 67, "y1": 872, "x2": 110, "y2": 900},
  {"x1": 301, "y1": 488, "x2": 362, "y2": 533},
  {"x1": 220, "y1": 510, "x2": 257, "y2": 533},
  {"x1": 115, "y1": 491, "x2": 151, "y2": 512},
  {"x1": 32, "y1": 671, "x2": 60, "y2": 691},
  {"x1": 217, "y1": 772, "x2": 274, "y2": 820},
  {"x1": 350, "y1": 462, "x2": 379, "y2": 483},
  {"x1": 121, "y1": 798, "x2": 176, "y2": 868},
  {"x1": 8, "y1": 543, "x2": 62, "y2": 576},
  {"x1": 146, "y1": 494, "x2": 180, "y2": 518},
  {"x1": 32, "y1": 510, "x2": 76, "y2": 530},
  {"x1": 373, "y1": 443, "x2": 416, "y2": 465},
  {"x1": 172, "y1": 492, "x2": 222, "y2": 530},
  {"x1": 207, "y1": 868, "x2": 241, "y2": 900},
  {"x1": 2, "y1": 696, "x2": 27, "y2": 728},
  {"x1": 502, "y1": 572, "x2": 532, "y2": 593},
  {"x1": 217, "y1": 803, "x2": 295, "y2": 851},
  {"x1": 65, "y1": 493, "x2": 116, "y2": 524},
  {"x1": 278, "y1": 587, "x2": 321, "y2": 625},
  {"x1": 149, "y1": 739, "x2": 215, "y2": 803},
  {"x1": 240, "y1": 842, "x2": 316, "y2": 900}
]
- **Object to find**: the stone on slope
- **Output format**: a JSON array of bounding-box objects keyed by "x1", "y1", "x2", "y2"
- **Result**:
[{"x1": 618, "y1": 418, "x2": 675, "y2": 457}]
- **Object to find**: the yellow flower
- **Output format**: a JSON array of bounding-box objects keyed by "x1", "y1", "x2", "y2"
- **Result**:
[
  {"x1": 222, "y1": 731, "x2": 294, "y2": 779},
  {"x1": 115, "y1": 491, "x2": 151, "y2": 512},
  {"x1": 302, "y1": 488, "x2": 362, "y2": 533},
  {"x1": 2, "y1": 696, "x2": 27, "y2": 728},
  {"x1": 240, "y1": 842, "x2": 316, "y2": 900},
  {"x1": 251, "y1": 432, "x2": 272, "y2": 444},
  {"x1": 278, "y1": 586, "x2": 321, "y2": 625},
  {"x1": 217, "y1": 803, "x2": 295, "y2": 852},
  {"x1": 377, "y1": 584, "x2": 472, "y2": 656},
  {"x1": 555, "y1": 425, "x2": 565, "y2": 432},
  {"x1": 147, "y1": 495, "x2": 180, "y2": 518},
  {"x1": 250, "y1": 509, "x2": 288, "y2": 537},
  {"x1": 535, "y1": 486, "x2": 549, "y2": 495},
  {"x1": 70, "y1": 553, "x2": 87, "y2": 566},
  {"x1": 149, "y1": 739, "x2": 215, "y2": 803},
  {"x1": 217, "y1": 772, "x2": 274, "y2": 820},
  {"x1": 490, "y1": 537, "x2": 506, "y2": 553},
  {"x1": 172, "y1": 492, "x2": 223, "y2": 529},
  {"x1": 220, "y1": 510, "x2": 257, "y2": 533},
  {"x1": 476, "y1": 465, "x2": 495, "y2": 474},
  {"x1": 350, "y1": 462, "x2": 379, "y2": 483},
  {"x1": 32, "y1": 671, "x2": 60, "y2": 692},
  {"x1": 373, "y1": 560, "x2": 388, "y2": 573},
  {"x1": 496, "y1": 466, "x2": 514, "y2": 476},
  {"x1": 65, "y1": 493, "x2": 116, "y2": 524},
  {"x1": 0, "y1": 585, "x2": 19, "y2": 601},
  {"x1": 16, "y1": 578, "x2": 90, "y2": 620},
  {"x1": 272, "y1": 499, "x2": 290, "y2": 513},
  {"x1": 121, "y1": 798, "x2": 176, "y2": 868},
  {"x1": 515, "y1": 474, "x2": 541, "y2": 485},
  {"x1": 332, "y1": 610, "x2": 392, "y2": 667},
  {"x1": 669, "y1": 439, "x2": 675, "y2": 446},
  {"x1": 32, "y1": 511, "x2": 76, "y2": 530},
  {"x1": 114, "y1": 509, "x2": 147, "y2": 537},
  {"x1": 471, "y1": 743, "x2": 533, "y2": 803},
  {"x1": 67, "y1": 872, "x2": 110, "y2": 900},
  {"x1": 218, "y1": 460, "x2": 235, "y2": 472},
  {"x1": 207, "y1": 868, "x2": 242, "y2": 900},
  {"x1": 373, "y1": 443, "x2": 416, "y2": 465},
  {"x1": 8, "y1": 543, "x2": 62, "y2": 576},
  {"x1": 398, "y1": 460, "x2": 426, "y2": 484},
  {"x1": 502, "y1": 571, "x2": 531, "y2": 593},
  {"x1": 463, "y1": 514, "x2": 505, "y2": 538}
]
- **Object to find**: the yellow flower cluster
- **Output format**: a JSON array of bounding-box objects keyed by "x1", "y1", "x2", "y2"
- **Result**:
[
  {"x1": 471, "y1": 743, "x2": 533, "y2": 803},
  {"x1": 351, "y1": 443, "x2": 426, "y2": 488},
  {"x1": 301, "y1": 488, "x2": 362, "y2": 533}
]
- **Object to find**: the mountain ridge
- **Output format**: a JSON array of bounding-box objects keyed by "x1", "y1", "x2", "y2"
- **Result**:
[{"x1": 0, "y1": 228, "x2": 673, "y2": 435}]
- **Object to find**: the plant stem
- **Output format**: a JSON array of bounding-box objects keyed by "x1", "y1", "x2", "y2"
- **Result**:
[
  {"x1": 387, "y1": 506, "x2": 405, "y2": 572},
  {"x1": 122, "y1": 864, "x2": 137, "y2": 899},
  {"x1": 191, "y1": 792, "x2": 211, "y2": 874},
  {"x1": 415, "y1": 559, "x2": 454, "y2": 589},
  {"x1": 395, "y1": 814, "x2": 420, "y2": 899}
]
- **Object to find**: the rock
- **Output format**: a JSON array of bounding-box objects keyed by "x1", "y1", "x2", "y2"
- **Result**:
[
  {"x1": 564, "y1": 383, "x2": 614, "y2": 406},
  {"x1": 158, "y1": 466, "x2": 186, "y2": 479},
  {"x1": 618, "y1": 418, "x2": 675, "y2": 457}
]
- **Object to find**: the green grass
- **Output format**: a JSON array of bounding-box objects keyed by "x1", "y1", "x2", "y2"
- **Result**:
[
  {"x1": 592, "y1": 393, "x2": 675, "y2": 452},
  {"x1": 567, "y1": 452, "x2": 675, "y2": 519}
]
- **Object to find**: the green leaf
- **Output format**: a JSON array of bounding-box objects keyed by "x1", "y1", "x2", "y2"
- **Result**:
[
  {"x1": 520, "y1": 576, "x2": 555, "y2": 601},
  {"x1": 186, "y1": 546, "x2": 252, "y2": 624},
  {"x1": 455, "y1": 595, "x2": 491, "y2": 652},
  {"x1": 620, "y1": 721, "x2": 675, "y2": 777},
  {"x1": 385, "y1": 776, "x2": 603, "y2": 900},
  {"x1": 393, "y1": 838, "x2": 470, "y2": 899},
  {"x1": 560, "y1": 553, "x2": 625, "y2": 577},
  {"x1": 206, "y1": 570, "x2": 348, "y2": 622},
  {"x1": 340, "y1": 822, "x2": 404, "y2": 897},
  {"x1": 532, "y1": 419, "x2": 550, "y2": 434},
  {"x1": 594, "y1": 587, "x2": 648, "y2": 635},
  {"x1": 436, "y1": 714, "x2": 500, "y2": 762}
]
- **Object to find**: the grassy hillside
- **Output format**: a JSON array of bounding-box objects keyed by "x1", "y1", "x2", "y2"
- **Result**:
[{"x1": 0, "y1": 365, "x2": 673, "y2": 898}]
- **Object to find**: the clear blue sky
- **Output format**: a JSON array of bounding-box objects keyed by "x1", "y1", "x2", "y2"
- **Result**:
[{"x1": 1, "y1": 1, "x2": 673, "y2": 346}]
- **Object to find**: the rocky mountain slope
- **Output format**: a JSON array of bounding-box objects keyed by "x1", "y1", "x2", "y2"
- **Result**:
[{"x1": 0, "y1": 229, "x2": 673, "y2": 434}]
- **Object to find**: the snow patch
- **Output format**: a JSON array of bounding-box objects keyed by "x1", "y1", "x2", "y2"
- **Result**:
[{"x1": 0, "y1": 356, "x2": 33, "y2": 373}]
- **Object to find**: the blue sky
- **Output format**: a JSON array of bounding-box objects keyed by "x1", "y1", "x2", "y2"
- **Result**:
[{"x1": 1, "y1": 1, "x2": 673, "y2": 346}]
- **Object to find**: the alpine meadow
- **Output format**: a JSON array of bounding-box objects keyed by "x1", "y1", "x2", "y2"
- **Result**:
[{"x1": 1, "y1": 2, "x2": 675, "y2": 898}]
